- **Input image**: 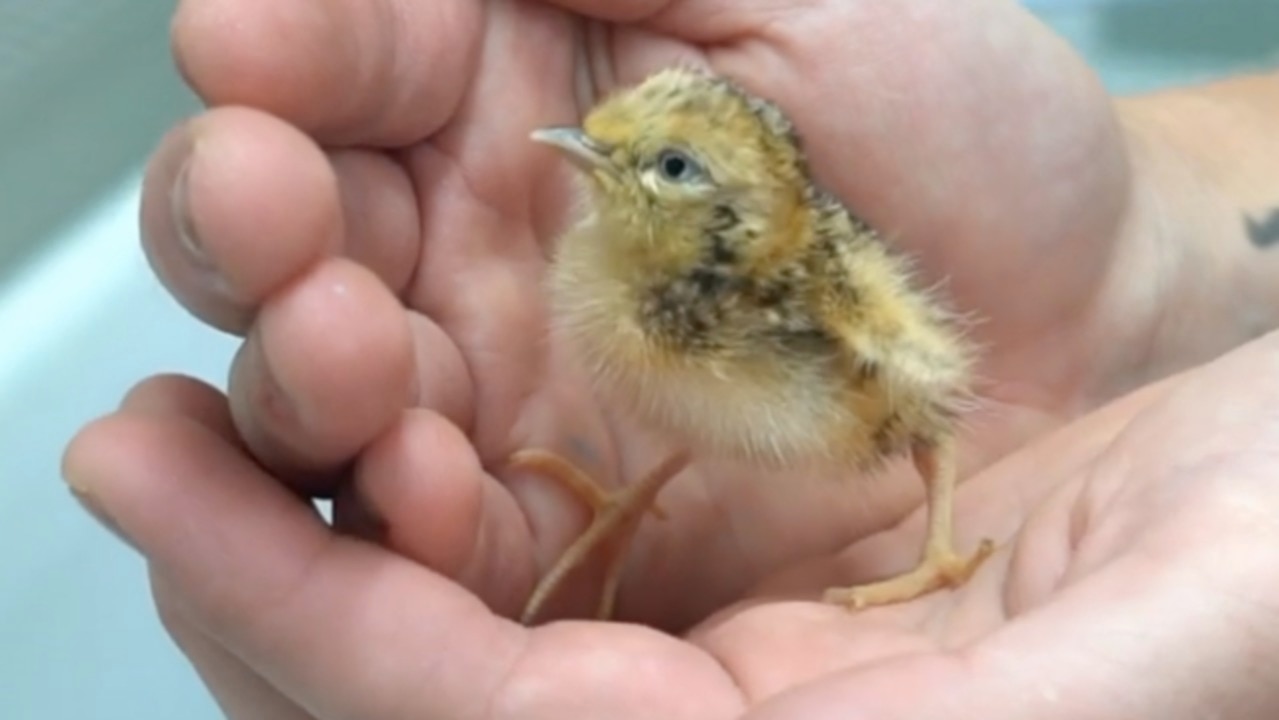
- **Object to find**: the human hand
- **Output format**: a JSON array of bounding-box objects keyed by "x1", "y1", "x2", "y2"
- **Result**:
[
  {"x1": 131, "y1": 0, "x2": 1174, "y2": 628},
  {"x1": 68, "y1": 0, "x2": 1279, "y2": 714},
  {"x1": 64, "y1": 330, "x2": 1279, "y2": 718}
]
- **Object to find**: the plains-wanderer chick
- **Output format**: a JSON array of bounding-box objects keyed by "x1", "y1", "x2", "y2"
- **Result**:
[{"x1": 510, "y1": 66, "x2": 994, "y2": 624}]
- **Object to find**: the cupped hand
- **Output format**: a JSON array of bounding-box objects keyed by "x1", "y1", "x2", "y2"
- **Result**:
[
  {"x1": 132, "y1": 0, "x2": 1149, "y2": 629},
  {"x1": 65, "y1": 332, "x2": 1279, "y2": 718},
  {"x1": 66, "y1": 0, "x2": 1273, "y2": 714}
]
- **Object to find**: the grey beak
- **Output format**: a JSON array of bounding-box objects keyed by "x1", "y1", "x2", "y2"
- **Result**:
[{"x1": 530, "y1": 126, "x2": 615, "y2": 175}]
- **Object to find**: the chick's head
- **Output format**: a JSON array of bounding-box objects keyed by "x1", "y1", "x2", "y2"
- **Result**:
[{"x1": 534, "y1": 68, "x2": 813, "y2": 267}]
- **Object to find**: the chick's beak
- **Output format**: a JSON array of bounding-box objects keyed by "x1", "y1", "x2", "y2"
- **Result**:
[{"x1": 530, "y1": 127, "x2": 616, "y2": 176}]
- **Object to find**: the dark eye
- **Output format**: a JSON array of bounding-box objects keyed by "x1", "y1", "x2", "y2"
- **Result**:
[{"x1": 656, "y1": 149, "x2": 700, "y2": 182}]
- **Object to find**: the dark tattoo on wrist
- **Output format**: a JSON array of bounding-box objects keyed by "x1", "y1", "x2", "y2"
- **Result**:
[{"x1": 1246, "y1": 208, "x2": 1279, "y2": 248}]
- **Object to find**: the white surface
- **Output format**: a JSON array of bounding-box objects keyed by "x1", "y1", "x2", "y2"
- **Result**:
[{"x1": 0, "y1": 175, "x2": 235, "y2": 719}]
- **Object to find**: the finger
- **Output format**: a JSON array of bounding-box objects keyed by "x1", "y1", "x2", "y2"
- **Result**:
[
  {"x1": 172, "y1": 0, "x2": 482, "y2": 145},
  {"x1": 118, "y1": 373, "x2": 238, "y2": 443},
  {"x1": 152, "y1": 572, "x2": 316, "y2": 720},
  {"x1": 330, "y1": 150, "x2": 421, "y2": 298},
  {"x1": 406, "y1": 311, "x2": 475, "y2": 432},
  {"x1": 142, "y1": 108, "x2": 422, "y2": 335},
  {"x1": 338, "y1": 410, "x2": 537, "y2": 617},
  {"x1": 65, "y1": 401, "x2": 748, "y2": 718},
  {"x1": 141, "y1": 108, "x2": 342, "y2": 334},
  {"x1": 227, "y1": 258, "x2": 415, "y2": 495},
  {"x1": 62, "y1": 410, "x2": 527, "y2": 720}
]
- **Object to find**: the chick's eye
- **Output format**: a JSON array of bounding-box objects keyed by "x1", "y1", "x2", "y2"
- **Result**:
[{"x1": 656, "y1": 150, "x2": 700, "y2": 183}]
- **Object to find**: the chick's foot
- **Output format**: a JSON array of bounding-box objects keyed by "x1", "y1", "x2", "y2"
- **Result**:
[
  {"x1": 821, "y1": 539, "x2": 994, "y2": 610},
  {"x1": 507, "y1": 449, "x2": 690, "y2": 624}
]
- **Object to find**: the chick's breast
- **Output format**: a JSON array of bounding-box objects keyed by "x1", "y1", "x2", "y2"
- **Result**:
[{"x1": 546, "y1": 220, "x2": 918, "y2": 471}]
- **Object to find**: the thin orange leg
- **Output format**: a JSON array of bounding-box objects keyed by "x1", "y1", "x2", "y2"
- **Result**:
[
  {"x1": 823, "y1": 437, "x2": 994, "y2": 609},
  {"x1": 508, "y1": 449, "x2": 691, "y2": 624}
]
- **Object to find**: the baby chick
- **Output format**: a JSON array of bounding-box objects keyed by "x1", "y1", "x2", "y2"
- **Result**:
[{"x1": 512, "y1": 66, "x2": 993, "y2": 624}]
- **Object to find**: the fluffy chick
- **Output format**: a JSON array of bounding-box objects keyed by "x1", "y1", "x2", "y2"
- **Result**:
[{"x1": 512, "y1": 66, "x2": 993, "y2": 624}]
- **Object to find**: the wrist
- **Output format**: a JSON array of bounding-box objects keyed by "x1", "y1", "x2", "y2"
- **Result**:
[{"x1": 1088, "y1": 71, "x2": 1279, "y2": 400}]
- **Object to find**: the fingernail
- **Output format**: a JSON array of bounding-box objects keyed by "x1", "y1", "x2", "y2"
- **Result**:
[
  {"x1": 171, "y1": 146, "x2": 211, "y2": 268},
  {"x1": 68, "y1": 484, "x2": 140, "y2": 554}
]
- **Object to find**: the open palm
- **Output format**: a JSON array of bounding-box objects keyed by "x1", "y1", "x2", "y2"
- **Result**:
[{"x1": 64, "y1": 0, "x2": 1279, "y2": 717}]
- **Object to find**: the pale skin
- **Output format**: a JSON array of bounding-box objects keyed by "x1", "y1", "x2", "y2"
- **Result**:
[{"x1": 61, "y1": 0, "x2": 1279, "y2": 717}]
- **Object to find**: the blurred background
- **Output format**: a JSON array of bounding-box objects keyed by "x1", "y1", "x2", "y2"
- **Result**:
[{"x1": 0, "y1": 0, "x2": 1275, "y2": 717}]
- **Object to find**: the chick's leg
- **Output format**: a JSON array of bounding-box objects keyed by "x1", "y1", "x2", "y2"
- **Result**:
[
  {"x1": 508, "y1": 449, "x2": 690, "y2": 624},
  {"x1": 824, "y1": 437, "x2": 994, "y2": 610}
]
